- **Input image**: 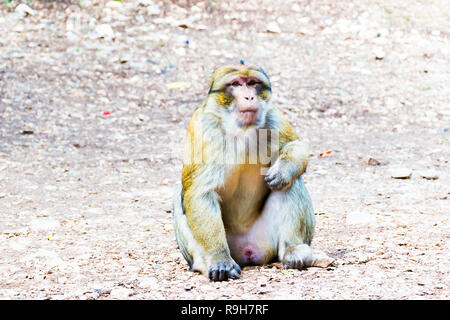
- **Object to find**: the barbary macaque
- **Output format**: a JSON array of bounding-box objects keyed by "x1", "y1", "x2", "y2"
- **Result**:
[{"x1": 173, "y1": 62, "x2": 332, "y2": 281}]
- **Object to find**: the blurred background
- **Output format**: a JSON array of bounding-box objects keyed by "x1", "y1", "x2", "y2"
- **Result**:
[{"x1": 0, "y1": 0, "x2": 449, "y2": 299}]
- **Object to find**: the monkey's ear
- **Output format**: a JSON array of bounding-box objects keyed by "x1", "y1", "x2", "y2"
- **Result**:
[
  {"x1": 207, "y1": 68, "x2": 220, "y2": 94},
  {"x1": 207, "y1": 67, "x2": 226, "y2": 94},
  {"x1": 207, "y1": 78, "x2": 215, "y2": 94},
  {"x1": 207, "y1": 65, "x2": 242, "y2": 94}
]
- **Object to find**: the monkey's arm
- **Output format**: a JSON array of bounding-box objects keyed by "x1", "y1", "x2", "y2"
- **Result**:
[
  {"x1": 265, "y1": 109, "x2": 309, "y2": 191},
  {"x1": 182, "y1": 165, "x2": 227, "y2": 254},
  {"x1": 182, "y1": 164, "x2": 241, "y2": 280},
  {"x1": 180, "y1": 110, "x2": 241, "y2": 280}
]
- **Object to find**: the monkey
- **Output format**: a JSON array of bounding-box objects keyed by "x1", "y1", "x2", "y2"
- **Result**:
[{"x1": 173, "y1": 62, "x2": 330, "y2": 281}]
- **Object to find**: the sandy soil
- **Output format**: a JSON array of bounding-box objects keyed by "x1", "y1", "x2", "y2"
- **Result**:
[{"x1": 0, "y1": 0, "x2": 449, "y2": 299}]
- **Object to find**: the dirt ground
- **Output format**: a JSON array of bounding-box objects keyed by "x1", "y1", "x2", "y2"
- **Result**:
[{"x1": 0, "y1": 0, "x2": 449, "y2": 299}]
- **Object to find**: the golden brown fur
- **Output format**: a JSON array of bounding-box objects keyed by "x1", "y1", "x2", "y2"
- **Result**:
[{"x1": 173, "y1": 63, "x2": 320, "y2": 281}]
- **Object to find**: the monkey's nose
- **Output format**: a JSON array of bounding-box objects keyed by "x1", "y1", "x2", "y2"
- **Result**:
[{"x1": 244, "y1": 96, "x2": 254, "y2": 101}]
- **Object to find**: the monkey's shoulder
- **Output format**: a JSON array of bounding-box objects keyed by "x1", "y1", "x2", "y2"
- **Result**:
[
  {"x1": 265, "y1": 107, "x2": 299, "y2": 143},
  {"x1": 187, "y1": 101, "x2": 220, "y2": 126}
]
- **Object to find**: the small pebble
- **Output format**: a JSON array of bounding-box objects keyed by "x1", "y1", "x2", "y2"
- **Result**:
[
  {"x1": 109, "y1": 288, "x2": 133, "y2": 299},
  {"x1": 418, "y1": 169, "x2": 439, "y2": 180},
  {"x1": 374, "y1": 48, "x2": 385, "y2": 60},
  {"x1": 139, "y1": 277, "x2": 158, "y2": 289},
  {"x1": 368, "y1": 158, "x2": 381, "y2": 166},
  {"x1": 266, "y1": 22, "x2": 281, "y2": 33},
  {"x1": 15, "y1": 4, "x2": 36, "y2": 17},
  {"x1": 389, "y1": 168, "x2": 412, "y2": 179}
]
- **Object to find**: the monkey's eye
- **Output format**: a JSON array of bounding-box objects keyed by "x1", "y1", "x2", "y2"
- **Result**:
[
  {"x1": 231, "y1": 81, "x2": 241, "y2": 87},
  {"x1": 247, "y1": 80, "x2": 260, "y2": 86}
]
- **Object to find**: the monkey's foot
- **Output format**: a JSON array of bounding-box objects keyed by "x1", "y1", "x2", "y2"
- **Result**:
[
  {"x1": 208, "y1": 260, "x2": 241, "y2": 281},
  {"x1": 281, "y1": 244, "x2": 314, "y2": 269},
  {"x1": 282, "y1": 246, "x2": 335, "y2": 269}
]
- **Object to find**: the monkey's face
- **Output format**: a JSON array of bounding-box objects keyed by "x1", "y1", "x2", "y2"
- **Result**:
[
  {"x1": 226, "y1": 76, "x2": 264, "y2": 127},
  {"x1": 207, "y1": 64, "x2": 272, "y2": 129}
]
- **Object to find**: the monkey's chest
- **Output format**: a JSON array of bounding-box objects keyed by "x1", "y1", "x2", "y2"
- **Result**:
[{"x1": 218, "y1": 165, "x2": 270, "y2": 232}]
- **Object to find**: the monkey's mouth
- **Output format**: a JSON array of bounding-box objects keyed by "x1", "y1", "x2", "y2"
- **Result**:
[
  {"x1": 237, "y1": 107, "x2": 259, "y2": 126},
  {"x1": 239, "y1": 107, "x2": 258, "y2": 113},
  {"x1": 238, "y1": 107, "x2": 258, "y2": 116}
]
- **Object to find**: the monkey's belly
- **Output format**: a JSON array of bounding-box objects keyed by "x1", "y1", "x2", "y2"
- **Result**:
[
  {"x1": 219, "y1": 165, "x2": 270, "y2": 227},
  {"x1": 219, "y1": 164, "x2": 275, "y2": 266}
]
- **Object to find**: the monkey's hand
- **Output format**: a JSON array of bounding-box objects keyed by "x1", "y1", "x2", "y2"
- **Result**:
[
  {"x1": 265, "y1": 160, "x2": 298, "y2": 191},
  {"x1": 208, "y1": 258, "x2": 241, "y2": 281}
]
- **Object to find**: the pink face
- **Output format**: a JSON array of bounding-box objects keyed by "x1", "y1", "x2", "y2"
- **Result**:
[{"x1": 226, "y1": 76, "x2": 263, "y2": 127}]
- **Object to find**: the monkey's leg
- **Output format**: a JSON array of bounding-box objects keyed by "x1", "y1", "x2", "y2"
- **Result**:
[
  {"x1": 226, "y1": 176, "x2": 312, "y2": 267},
  {"x1": 173, "y1": 184, "x2": 241, "y2": 281},
  {"x1": 257, "y1": 177, "x2": 335, "y2": 269},
  {"x1": 227, "y1": 177, "x2": 333, "y2": 269},
  {"x1": 173, "y1": 184, "x2": 204, "y2": 272},
  {"x1": 263, "y1": 176, "x2": 317, "y2": 269}
]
